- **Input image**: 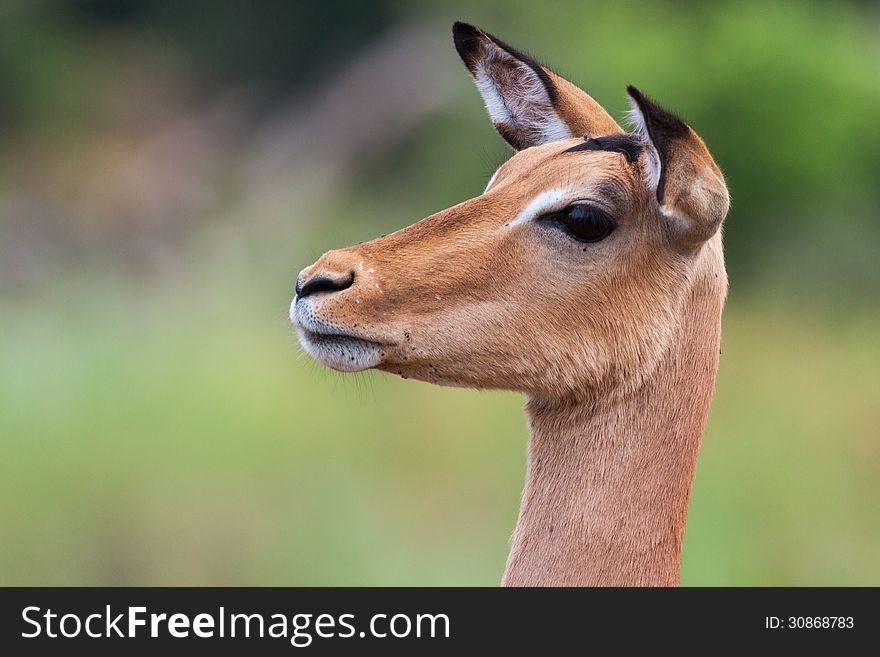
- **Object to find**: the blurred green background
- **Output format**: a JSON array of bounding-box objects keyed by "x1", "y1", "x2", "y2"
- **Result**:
[{"x1": 1, "y1": 0, "x2": 878, "y2": 585}]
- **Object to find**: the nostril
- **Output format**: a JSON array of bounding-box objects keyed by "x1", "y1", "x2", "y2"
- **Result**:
[{"x1": 296, "y1": 271, "x2": 355, "y2": 299}]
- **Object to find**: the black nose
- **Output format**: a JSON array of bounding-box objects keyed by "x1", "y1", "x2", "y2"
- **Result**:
[{"x1": 296, "y1": 271, "x2": 355, "y2": 299}]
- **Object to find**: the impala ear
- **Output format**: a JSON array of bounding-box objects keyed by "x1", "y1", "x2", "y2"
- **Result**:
[
  {"x1": 626, "y1": 86, "x2": 729, "y2": 247},
  {"x1": 452, "y1": 21, "x2": 622, "y2": 150}
]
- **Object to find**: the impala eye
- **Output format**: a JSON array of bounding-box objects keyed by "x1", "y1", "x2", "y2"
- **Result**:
[{"x1": 541, "y1": 204, "x2": 616, "y2": 243}]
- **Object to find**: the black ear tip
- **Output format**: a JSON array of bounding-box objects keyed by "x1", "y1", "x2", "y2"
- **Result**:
[
  {"x1": 626, "y1": 85, "x2": 645, "y2": 105},
  {"x1": 452, "y1": 21, "x2": 485, "y2": 69},
  {"x1": 625, "y1": 86, "x2": 690, "y2": 136},
  {"x1": 626, "y1": 85, "x2": 661, "y2": 115},
  {"x1": 452, "y1": 21, "x2": 480, "y2": 38}
]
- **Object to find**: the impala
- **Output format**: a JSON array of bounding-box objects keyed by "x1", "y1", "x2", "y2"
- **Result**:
[{"x1": 290, "y1": 22, "x2": 729, "y2": 586}]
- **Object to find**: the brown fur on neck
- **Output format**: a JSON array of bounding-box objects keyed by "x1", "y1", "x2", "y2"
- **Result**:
[{"x1": 505, "y1": 237, "x2": 725, "y2": 585}]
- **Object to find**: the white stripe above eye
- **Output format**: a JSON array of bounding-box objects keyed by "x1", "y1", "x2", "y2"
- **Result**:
[{"x1": 507, "y1": 188, "x2": 572, "y2": 228}]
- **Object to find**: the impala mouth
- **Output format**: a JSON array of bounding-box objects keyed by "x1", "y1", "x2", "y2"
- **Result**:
[
  {"x1": 291, "y1": 298, "x2": 385, "y2": 372},
  {"x1": 296, "y1": 327, "x2": 384, "y2": 372}
]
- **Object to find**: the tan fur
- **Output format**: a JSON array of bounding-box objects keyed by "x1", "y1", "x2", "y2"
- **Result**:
[
  {"x1": 292, "y1": 25, "x2": 729, "y2": 586},
  {"x1": 660, "y1": 126, "x2": 730, "y2": 248}
]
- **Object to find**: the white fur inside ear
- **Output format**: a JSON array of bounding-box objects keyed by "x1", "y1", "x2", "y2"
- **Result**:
[
  {"x1": 626, "y1": 101, "x2": 661, "y2": 191},
  {"x1": 473, "y1": 50, "x2": 572, "y2": 146},
  {"x1": 475, "y1": 67, "x2": 511, "y2": 124},
  {"x1": 507, "y1": 188, "x2": 570, "y2": 227}
]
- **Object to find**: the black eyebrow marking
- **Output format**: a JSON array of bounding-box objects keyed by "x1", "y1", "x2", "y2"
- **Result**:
[{"x1": 563, "y1": 134, "x2": 643, "y2": 164}]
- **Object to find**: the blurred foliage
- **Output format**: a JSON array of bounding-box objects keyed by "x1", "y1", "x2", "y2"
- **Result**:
[
  {"x1": 0, "y1": 0, "x2": 398, "y2": 122},
  {"x1": 2, "y1": 1, "x2": 879, "y2": 282},
  {"x1": 1, "y1": 1, "x2": 878, "y2": 585}
]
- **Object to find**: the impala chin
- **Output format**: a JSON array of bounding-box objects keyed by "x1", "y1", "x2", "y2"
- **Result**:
[
  {"x1": 291, "y1": 297, "x2": 384, "y2": 372},
  {"x1": 296, "y1": 327, "x2": 383, "y2": 372}
]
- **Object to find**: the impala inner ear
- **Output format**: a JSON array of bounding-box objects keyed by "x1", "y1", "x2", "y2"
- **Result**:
[
  {"x1": 626, "y1": 86, "x2": 729, "y2": 247},
  {"x1": 452, "y1": 21, "x2": 622, "y2": 150}
]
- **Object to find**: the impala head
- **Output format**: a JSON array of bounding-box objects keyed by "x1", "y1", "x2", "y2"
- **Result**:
[{"x1": 291, "y1": 22, "x2": 729, "y2": 400}]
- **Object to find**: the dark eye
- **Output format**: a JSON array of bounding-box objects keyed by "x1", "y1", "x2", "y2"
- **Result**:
[{"x1": 541, "y1": 204, "x2": 616, "y2": 243}]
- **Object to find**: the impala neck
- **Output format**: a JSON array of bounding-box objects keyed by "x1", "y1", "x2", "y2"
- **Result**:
[{"x1": 502, "y1": 267, "x2": 724, "y2": 586}]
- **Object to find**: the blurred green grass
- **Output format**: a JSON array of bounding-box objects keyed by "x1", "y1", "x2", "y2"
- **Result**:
[{"x1": 2, "y1": 272, "x2": 877, "y2": 585}]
